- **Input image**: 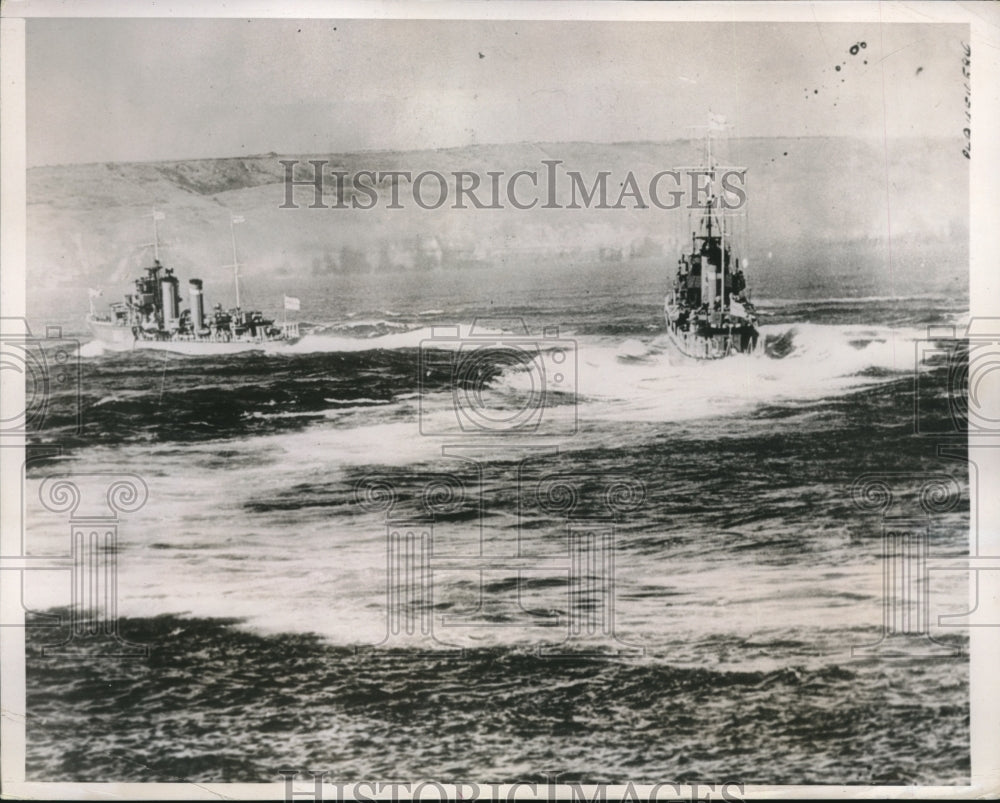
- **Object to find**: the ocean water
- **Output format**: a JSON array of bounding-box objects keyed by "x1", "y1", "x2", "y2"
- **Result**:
[{"x1": 21, "y1": 261, "x2": 971, "y2": 784}]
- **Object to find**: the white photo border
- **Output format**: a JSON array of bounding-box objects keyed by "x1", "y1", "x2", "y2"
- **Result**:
[{"x1": 1, "y1": 1, "x2": 997, "y2": 799}]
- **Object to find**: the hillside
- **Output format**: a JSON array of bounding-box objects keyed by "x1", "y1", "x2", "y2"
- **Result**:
[{"x1": 27, "y1": 137, "x2": 968, "y2": 300}]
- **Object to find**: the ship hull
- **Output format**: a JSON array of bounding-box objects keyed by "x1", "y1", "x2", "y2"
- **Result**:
[
  {"x1": 87, "y1": 316, "x2": 299, "y2": 354},
  {"x1": 663, "y1": 301, "x2": 758, "y2": 360}
]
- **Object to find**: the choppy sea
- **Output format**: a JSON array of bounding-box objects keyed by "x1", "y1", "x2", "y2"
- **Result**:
[{"x1": 22, "y1": 260, "x2": 971, "y2": 784}]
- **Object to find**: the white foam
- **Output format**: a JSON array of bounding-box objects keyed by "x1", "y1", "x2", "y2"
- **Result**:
[
  {"x1": 284, "y1": 323, "x2": 527, "y2": 354},
  {"x1": 78, "y1": 340, "x2": 106, "y2": 358},
  {"x1": 496, "y1": 322, "x2": 925, "y2": 426}
]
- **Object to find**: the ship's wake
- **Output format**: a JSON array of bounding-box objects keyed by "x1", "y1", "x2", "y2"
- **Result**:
[
  {"x1": 81, "y1": 324, "x2": 483, "y2": 359},
  {"x1": 50, "y1": 317, "x2": 962, "y2": 456},
  {"x1": 490, "y1": 320, "x2": 932, "y2": 427}
]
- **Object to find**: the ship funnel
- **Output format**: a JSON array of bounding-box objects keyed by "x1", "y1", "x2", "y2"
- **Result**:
[
  {"x1": 161, "y1": 274, "x2": 180, "y2": 329},
  {"x1": 188, "y1": 279, "x2": 205, "y2": 332}
]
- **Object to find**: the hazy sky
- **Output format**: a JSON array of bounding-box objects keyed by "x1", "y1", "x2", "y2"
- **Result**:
[{"x1": 26, "y1": 18, "x2": 967, "y2": 165}]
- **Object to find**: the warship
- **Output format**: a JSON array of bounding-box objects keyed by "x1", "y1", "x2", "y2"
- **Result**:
[
  {"x1": 87, "y1": 212, "x2": 300, "y2": 354},
  {"x1": 664, "y1": 132, "x2": 759, "y2": 359}
]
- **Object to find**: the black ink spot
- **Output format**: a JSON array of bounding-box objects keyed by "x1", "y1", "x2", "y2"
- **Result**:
[
  {"x1": 783, "y1": 152, "x2": 788, "y2": 156},
  {"x1": 479, "y1": 52, "x2": 485, "y2": 59},
  {"x1": 835, "y1": 65, "x2": 841, "y2": 71},
  {"x1": 850, "y1": 44, "x2": 860, "y2": 56},
  {"x1": 860, "y1": 41, "x2": 867, "y2": 49},
  {"x1": 814, "y1": 89, "x2": 818, "y2": 94},
  {"x1": 916, "y1": 66, "x2": 923, "y2": 75},
  {"x1": 863, "y1": 60, "x2": 868, "y2": 65}
]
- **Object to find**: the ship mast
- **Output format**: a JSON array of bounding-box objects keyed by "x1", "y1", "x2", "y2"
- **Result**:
[
  {"x1": 230, "y1": 214, "x2": 244, "y2": 309},
  {"x1": 705, "y1": 131, "x2": 722, "y2": 311},
  {"x1": 148, "y1": 208, "x2": 165, "y2": 262},
  {"x1": 699, "y1": 123, "x2": 741, "y2": 313},
  {"x1": 152, "y1": 209, "x2": 160, "y2": 261}
]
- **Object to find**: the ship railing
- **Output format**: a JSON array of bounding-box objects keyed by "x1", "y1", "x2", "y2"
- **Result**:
[{"x1": 282, "y1": 321, "x2": 300, "y2": 338}]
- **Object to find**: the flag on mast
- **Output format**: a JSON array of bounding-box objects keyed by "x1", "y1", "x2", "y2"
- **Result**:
[
  {"x1": 283, "y1": 295, "x2": 301, "y2": 312},
  {"x1": 87, "y1": 287, "x2": 102, "y2": 315}
]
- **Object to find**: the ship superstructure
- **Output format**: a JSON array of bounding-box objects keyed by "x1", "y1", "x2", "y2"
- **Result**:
[
  {"x1": 87, "y1": 211, "x2": 300, "y2": 353},
  {"x1": 663, "y1": 131, "x2": 759, "y2": 359}
]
